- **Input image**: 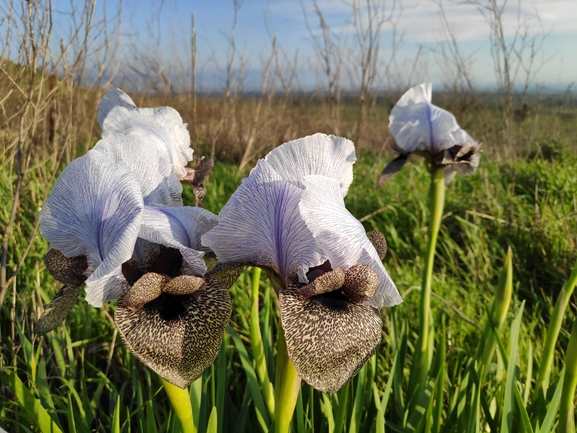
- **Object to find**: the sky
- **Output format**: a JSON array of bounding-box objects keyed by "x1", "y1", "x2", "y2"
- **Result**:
[{"x1": 48, "y1": 0, "x2": 577, "y2": 92}]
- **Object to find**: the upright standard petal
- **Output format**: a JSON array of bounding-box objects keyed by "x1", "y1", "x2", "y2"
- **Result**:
[
  {"x1": 263, "y1": 133, "x2": 357, "y2": 197},
  {"x1": 202, "y1": 160, "x2": 322, "y2": 283},
  {"x1": 98, "y1": 88, "x2": 193, "y2": 179},
  {"x1": 139, "y1": 205, "x2": 218, "y2": 276},
  {"x1": 97, "y1": 88, "x2": 137, "y2": 127},
  {"x1": 299, "y1": 175, "x2": 402, "y2": 308},
  {"x1": 389, "y1": 83, "x2": 474, "y2": 154},
  {"x1": 92, "y1": 135, "x2": 183, "y2": 206},
  {"x1": 40, "y1": 150, "x2": 144, "y2": 307}
]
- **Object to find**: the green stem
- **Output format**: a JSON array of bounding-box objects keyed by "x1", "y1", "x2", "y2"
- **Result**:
[
  {"x1": 161, "y1": 377, "x2": 196, "y2": 433},
  {"x1": 559, "y1": 317, "x2": 577, "y2": 433},
  {"x1": 250, "y1": 267, "x2": 275, "y2": 418},
  {"x1": 411, "y1": 166, "x2": 445, "y2": 395},
  {"x1": 274, "y1": 327, "x2": 302, "y2": 433},
  {"x1": 534, "y1": 256, "x2": 577, "y2": 398}
]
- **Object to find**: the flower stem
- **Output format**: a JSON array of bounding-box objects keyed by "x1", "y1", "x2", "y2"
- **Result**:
[
  {"x1": 274, "y1": 326, "x2": 302, "y2": 433},
  {"x1": 161, "y1": 377, "x2": 196, "y2": 433},
  {"x1": 534, "y1": 255, "x2": 577, "y2": 398},
  {"x1": 409, "y1": 166, "x2": 445, "y2": 396}
]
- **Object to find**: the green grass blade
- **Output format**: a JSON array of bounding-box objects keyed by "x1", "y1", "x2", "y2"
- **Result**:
[
  {"x1": 320, "y1": 393, "x2": 335, "y2": 433},
  {"x1": 559, "y1": 317, "x2": 577, "y2": 433},
  {"x1": 1, "y1": 370, "x2": 63, "y2": 433},
  {"x1": 249, "y1": 267, "x2": 275, "y2": 418},
  {"x1": 500, "y1": 301, "x2": 525, "y2": 433},
  {"x1": 216, "y1": 335, "x2": 227, "y2": 433},
  {"x1": 534, "y1": 256, "x2": 577, "y2": 398},
  {"x1": 538, "y1": 368, "x2": 564, "y2": 433},
  {"x1": 112, "y1": 394, "x2": 121, "y2": 433},
  {"x1": 349, "y1": 361, "x2": 368, "y2": 432},
  {"x1": 228, "y1": 326, "x2": 271, "y2": 430},
  {"x1": 333, "y1": 383, "x2": 349, "y2": 433},
  {"x1": 207, "y1": 407, "x2": 218, "y2": 433}
]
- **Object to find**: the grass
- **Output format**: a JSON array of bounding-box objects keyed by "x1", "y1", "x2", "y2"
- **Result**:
[{"x1": 1, "y1": 142, "x2": 576, "y2": 431}]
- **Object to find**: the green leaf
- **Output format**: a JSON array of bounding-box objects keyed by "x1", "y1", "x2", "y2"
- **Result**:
[
  {"x1": 207, "y1": 407, "x2": 218, "y2": 433},
  {"x1": 1, "y1": 370, "x2": 63, "y2": 433},
  {"x1": 228, "y1": 326, "x2": 271, "y2": 430}
]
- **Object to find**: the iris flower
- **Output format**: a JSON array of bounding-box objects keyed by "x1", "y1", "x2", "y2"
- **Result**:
[
  {"x1": 38, "y1": 90, "x2": 231, "y2": 388},
  {"x1": 380, "y1": 83, "x2": 481, "y2": 185},
  {"x1": 202, "y1": 133, "x2": 402, "y2": 392}
]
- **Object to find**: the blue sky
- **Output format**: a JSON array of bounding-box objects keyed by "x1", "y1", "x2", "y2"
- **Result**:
[{"x1": 51, "y1": 0, "x2": 577, "y2": 91}]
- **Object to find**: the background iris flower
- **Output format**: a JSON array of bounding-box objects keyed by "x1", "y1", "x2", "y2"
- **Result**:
[{"x1": 380, "y1": 82, "x2": 481, "y2": 185}]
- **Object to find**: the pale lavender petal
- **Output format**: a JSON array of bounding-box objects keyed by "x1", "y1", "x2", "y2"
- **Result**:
[
  {"x1": 139, "y1": 106, "x2": 193, "y2": 166},
  {"x1": 429, "y1": 105, "x2": 475, "y2": 151},
  {"x1": 139, "y1": 206, "x2": 218, "y2": 276},
  {"x1": 92, "y1": 136, "x2": 183, "y2": 206},
  {"x1": 202, "y1": 160, "x2": 322, "y2": 282},
  {"x1": 99, "y1": 89, "x2": 193, "y2": 179},
  {"x1": 263, "y1": 133, "x2": 356, "y2": 197},
  {"x1": 299, "y1": 175, "x2": 402, "y2": 308},
  {"x1": 390, "y1": 83, "x2": 474, "y2": 154},
  {"x1": 389, "y1": 83, "x2": 434, "y2": 153},
  {"x1": 40, "y1": 150, "x2": 144, "y2": 307},
  {"x1": 97, "y1": 88, "x2": 137, "y2": 128}
]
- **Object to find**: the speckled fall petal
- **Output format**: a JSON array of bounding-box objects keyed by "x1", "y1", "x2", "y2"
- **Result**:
[
  {"x1": 115, "y1": 276, "x2": 232, "y2": 388},
  {"x1": 45, "y1": 249, "x2": 88, "y2": 287},
  {"x1": 36, "y1": 285, "x2": 83, "y2": 336},
  {"x1": 279, "y1": 284, "x2": 383, "y2": 393}
]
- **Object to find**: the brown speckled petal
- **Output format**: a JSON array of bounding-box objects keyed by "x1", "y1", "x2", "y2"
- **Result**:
[
  {"x1": 36, "y1": 285, "x2": 83, "y2": 335},
  {"x1": 115, "y1": 276, "x2": 232, "y2": 388},
  {"x1": 341, "y1": 264, "x2": 378, "y2": 304},
  {"x1": 123, "y1": 272, "x2": 166, "y2": 311},
  {"x1": 366, "y1": 231, "x2": 387, "y2": 261},
  {"x1": 45, "y1": 249, "x2": 88, "y2": 287},
  {"x1": 163, "y1": 275, "x2": 205, "y2": 295},
  {"x1": 206, "y1": 261, "x2": 246, "y2": 290},
  {"x1": 279, "y1": 286, "x2": 382, "y2": 393},
  {"x1": 296, "y1": 267, "x2": 345, "y2": 300}
]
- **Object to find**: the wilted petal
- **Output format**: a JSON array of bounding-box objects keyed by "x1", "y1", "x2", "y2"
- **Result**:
[
  {"x1": 36, "y1": 285, "x2": 83, "y2": 336},
  {"x1": 139, "y1": 206, "x2": 218, "y2": 276},
  {"x1": 263, "y1": 133, "x2": 356, "y2": 197},
  {"x1": 202, "y1": 160, "x2": 322, "y2": 282},
  {"x1": 115, "y1": 276, "x2": 232, "y2": 388},
  {"x1": 40, "y1": 150, "x2": 144, "y2": 307},
  {"x1": 378, "y1": 154, "x2": 409, "y2": 185},
  {"x1": 93, "y1": 135, "x2": 183, "y2": 206},
  {"x1": 280, "y1": 284, "x2": 382, "y2": 393},
  {"x1": 299, "y1": 175, "x2": 402, "y2": 308}
]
